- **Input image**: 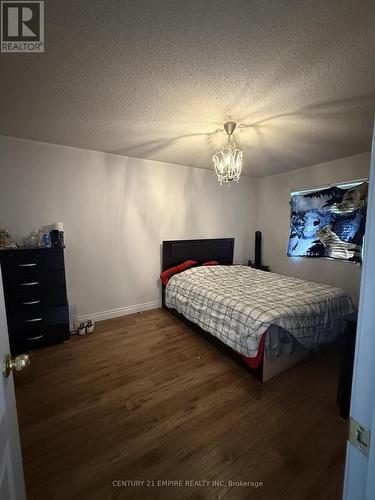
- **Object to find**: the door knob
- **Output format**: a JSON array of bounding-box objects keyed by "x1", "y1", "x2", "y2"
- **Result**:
[{"x1": 3, "y1": 353, "x2": 31, "y2": 378}]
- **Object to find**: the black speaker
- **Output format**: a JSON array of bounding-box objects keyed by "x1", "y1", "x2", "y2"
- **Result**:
[{"x1": 255, "y1": 231, "x2": 262, "y2": 268}]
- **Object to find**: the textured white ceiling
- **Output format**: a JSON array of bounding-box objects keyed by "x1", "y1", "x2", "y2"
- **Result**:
[{"x1": 0, "y1": 0, "x2": 374, "y2": 176}]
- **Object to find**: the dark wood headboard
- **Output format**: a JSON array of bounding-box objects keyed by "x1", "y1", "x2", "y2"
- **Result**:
[{"x1": 162, "y1": 238, "x2": 234, "y2": 271}]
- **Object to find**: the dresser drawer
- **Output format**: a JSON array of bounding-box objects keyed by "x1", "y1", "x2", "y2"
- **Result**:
[
  {"x1": 7, "y1": 288, "x2": 68, "y2": 320},
  {"x1": 3, "y1": 270, "x2": 66, "y2": 292},
  {"x1": 9, "y1": 305, "x2": 69, "y2": 331},
  {"x1": 11, "y1": 324, "x2": 69, "y2": 353},
  {"x1": 1, "y1": 248, "x2": 64, "y2": 274}
]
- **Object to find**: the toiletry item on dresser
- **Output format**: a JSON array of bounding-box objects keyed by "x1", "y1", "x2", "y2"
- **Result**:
[
  {"x1": 42, "y1": 233, "x2": 51, "y2": 247},
  {"x1": 50, "y1": 222, "x2": 65, "y2": 248},
  {"x1": 29, "y1": 229, "x2": 40, "y2": 247},
  {"x1": 0, "y1": 229, "x2": 10, "y2": 248},
  {"x1": 0, "y1": 229, "x2": 17, "y2": 249}
]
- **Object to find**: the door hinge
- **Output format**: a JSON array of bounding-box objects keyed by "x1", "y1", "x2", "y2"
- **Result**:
[{"x1": 349, "y1": 417, "x2": 371, "y2": 457}]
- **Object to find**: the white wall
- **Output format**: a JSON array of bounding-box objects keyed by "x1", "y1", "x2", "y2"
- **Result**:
[
  {"x1": 0, "y1": 135, "x2": 370, "y2": 318},
  {"x1": 0, "y1": 135, "x2": 258, "y2": 319},
  {"x1": 256, "y1": 153, "x2": 371, "y2": 302}
]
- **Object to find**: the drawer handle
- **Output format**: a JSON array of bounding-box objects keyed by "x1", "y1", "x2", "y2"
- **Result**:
[
  {"x1": 22, "y1": 300, "x2": 41, "y2": 305},
  {"x1": 25, "y1": 318, "x2": 43, "y2": 323},
  {"x1": 20, "y1": 282, "x2": 39, "y2": 287},
  {"x1": 18, "y1": 263, "x2": 37, "y2": 267},
  {"x1": 26, "y1": 334, "x2": 44, "y2": 341}
]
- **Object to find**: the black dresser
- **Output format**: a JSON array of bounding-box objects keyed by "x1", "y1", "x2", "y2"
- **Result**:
[
  {"x1": 0, "y1": 248, "x2": 69, "y2": 354},
  {"x1": 337, "y1": 311, "x2": 358, "y2": 419}
]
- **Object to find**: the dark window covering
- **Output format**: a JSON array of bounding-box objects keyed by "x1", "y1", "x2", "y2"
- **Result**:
[{"x1": 288, "y1": 181, "x2": 368, "y2": 262}]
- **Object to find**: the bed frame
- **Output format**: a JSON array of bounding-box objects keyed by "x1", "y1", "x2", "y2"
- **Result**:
[
  {"x1": 161, "y1": 238, "x2": 310, "y2": 382},
  {"x1": 162, "y1": 238, "x2": 235, "y2": 271}
]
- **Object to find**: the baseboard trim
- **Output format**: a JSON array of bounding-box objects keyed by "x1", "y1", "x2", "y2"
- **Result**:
[{"x1": 77, "y1": 299, "x2": 161, "y2": 323}]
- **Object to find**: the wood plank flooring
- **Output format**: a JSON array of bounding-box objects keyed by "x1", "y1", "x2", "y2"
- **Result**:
[{"x1": 14, "y1": 308, "x2": 348, "y2": 500}]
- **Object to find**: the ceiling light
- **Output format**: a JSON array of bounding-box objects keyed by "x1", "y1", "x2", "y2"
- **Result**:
[{"x1": 212, "y1": 121, "x2": 243, "y2": 185}]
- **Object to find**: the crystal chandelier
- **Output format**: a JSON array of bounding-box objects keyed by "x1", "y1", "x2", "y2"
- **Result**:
[{"x1": 212, "y1": 121, "x2": 243, "y2": 185}]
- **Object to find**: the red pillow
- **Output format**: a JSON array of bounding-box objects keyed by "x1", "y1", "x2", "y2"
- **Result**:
[
  {"x1": 160, "y1": 260, "x2": 198, "y2": 286},
  {"x1": 202, "y1": 260, "x2": 219, "y2": 266}
]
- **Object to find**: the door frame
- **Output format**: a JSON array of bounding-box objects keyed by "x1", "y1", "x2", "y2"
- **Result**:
[
  {"x1": 0, "y1": 265, "x2": 26, "y2": 500},
  {"x1": 343, "y1": 118, "x2": 375, "y2": 499}
]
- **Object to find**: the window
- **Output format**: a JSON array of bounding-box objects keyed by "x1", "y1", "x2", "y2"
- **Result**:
[{"x1": 288, "y1": 179, "x2": 368, "y2": 262}]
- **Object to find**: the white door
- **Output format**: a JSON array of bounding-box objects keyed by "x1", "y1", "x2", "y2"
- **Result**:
[
  {"x1": 0, "y1": 267, "x2": 26, "y2": 500},
  {"x1": 343, "y1": 119, "x2": 375, "y2": 499}
]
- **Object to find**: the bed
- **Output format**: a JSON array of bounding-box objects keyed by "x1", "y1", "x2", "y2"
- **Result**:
[{"x1": 161, "y1": 238, "x2": 354, "y2": 381}]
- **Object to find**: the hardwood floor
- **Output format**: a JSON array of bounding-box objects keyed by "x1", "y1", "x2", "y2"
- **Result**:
[{"x1": 14, "y1": 309, "x2": 348, "y2": 500}]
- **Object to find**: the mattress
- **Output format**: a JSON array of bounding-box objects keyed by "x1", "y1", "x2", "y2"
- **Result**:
[{"x1": 165, "y1": 265, "x2": 354, "y2": 359}]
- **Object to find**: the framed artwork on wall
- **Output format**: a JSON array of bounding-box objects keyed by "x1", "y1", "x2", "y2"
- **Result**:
[{"x1": 287, "y1": 180, "x2": 368, "y2": 262}]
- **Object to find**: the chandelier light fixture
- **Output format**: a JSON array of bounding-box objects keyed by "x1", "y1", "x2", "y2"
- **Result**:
[{"x1": 212, "y1": 121, "x2": 243, "y2": 185}]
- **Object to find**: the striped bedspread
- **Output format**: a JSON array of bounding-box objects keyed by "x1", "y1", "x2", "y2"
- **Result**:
[{"x1": 165, "y1": 265, "x2": 354, "y2": 358}]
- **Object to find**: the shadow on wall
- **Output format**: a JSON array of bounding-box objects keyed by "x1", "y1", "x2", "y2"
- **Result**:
[
  {"x1": 105, "y1": 155, "x2": 252, "y2": 298},
  {"x1": 109, "y1": 158, "x2": 214, "y2": 300}
]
